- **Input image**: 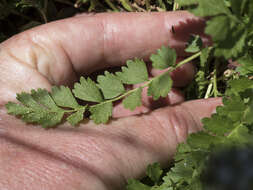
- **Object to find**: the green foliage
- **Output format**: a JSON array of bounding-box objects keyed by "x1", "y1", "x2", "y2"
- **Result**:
[
  {"x1": 177, "y1": 0, "x2": 253, "y2": 60},
  {"x1": 236, "y1": 55, "x2": 253, "y2": 76},
  {"x1": 146, "y1": 162, "x2": 163, "y2": 185},
  {"x1": 125, "y1": 0, "x2": 253, "y2": 189},
  {"x1": 6, "y1": 88, "x2": 86, "y2": 127},
  {"x1": 0, "y1": 0, "x2": 175, "y2": 43},
  {"x1": 127, "y1": 77, "x2": 253, "y2": 190},
  {"x1": 6, "y1": 46, "x2": 189, "y2": 126}
]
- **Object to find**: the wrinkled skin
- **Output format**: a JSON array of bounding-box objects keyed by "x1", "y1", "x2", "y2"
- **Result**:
[{"x1": 0, "y1": 11, "x2": 221, "y2": 190}]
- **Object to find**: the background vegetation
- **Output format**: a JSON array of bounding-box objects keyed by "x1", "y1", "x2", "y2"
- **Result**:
[{"x1": 0, "y1": 0, "x2": 176, "y2": 43}]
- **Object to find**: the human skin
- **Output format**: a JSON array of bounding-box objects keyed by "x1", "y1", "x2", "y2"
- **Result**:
[{"x1": 0, "y1": 11, "x2": 221, "y2": 190}]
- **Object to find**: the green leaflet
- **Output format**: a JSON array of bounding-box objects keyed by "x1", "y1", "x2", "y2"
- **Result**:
[
  {"x1": 217, "y1": 96, "x2": 248, "y2": 122},
  {"x1": 119, "y1": 0, "x2": 133, "y2": 11},
  {"x1": 150, "y1": 46, "x2": 177, "y2": 69},
  {"x1": 200, "y1": 47, "x2": 211, "y2": 68},
  {"x1": 148, "y1": 73, "x2": 173, "y2": 100},
  {"x1": 236, "y1": 56, "x2": 253, "y2": 76},
  {"x1": 205, "y1": 16, "x2": 230, "y2": 42},
  {"x1": 227, "y1": 124, "x2": 253, "y2": 145},
  {"x1": 126, "y1": 179, "x2": 151, "y2": 190},
  {"x1": 202, "y1": 114, "x2": 235, "y2": 135},
  {"x1": 73, "y1": 76, "x2": 104, "y2": 102},
  {"x1": 51, "y1": 86, "x2": 80, "y2": 108},
  {"x1": 187, "y1": 132, "x2": 222, "y2": 150},
  {"x1": 116, "y1": 58, "x2": 149, "y2": 84},
  {"x1": 176, "y1": 0, "x2": 231, "y2": 17},
  {"x1": 66, "y1": 107, "x2": 86, "y2": 125},
  {"x1": 227, "y1": 77, "x2": 253, "y2": 95},
  {"x1": 123, "y1": 87, "x2": 142, "y2": 111},
  {"x1": 213, "y1": 25, "x2": 247, "y2": 59},
  {"x1": 185, "y1": 35, "x2": 203, "y2": 53},
  {"x1": 146, "y1": 162, "x2": 163, "y2": 184},
  {"x1": 97, "y1": 71, "x2": 125, "y2": 99},
  {"x1": 89, "y1": 102, "x2": 113, "y2": 124}
]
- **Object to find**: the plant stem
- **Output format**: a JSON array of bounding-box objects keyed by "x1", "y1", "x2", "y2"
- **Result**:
[
  {"x1": 157, "y1": 0, "x2": 166, "y2": 10},
  {"x1": 204, "y1": 83, "x2": 213, "y2": 99},
  {"x1": 212, "y1": 59, "x2": 221, "y2": 97},
  {"x1": 105, "y1": 0, "x2": 119, "y2": 12},
  {"x1": 145, "y1": 0, "x2": 150, "y2": 11},
  {"x1": 173, "y1": 2, "x2": 179, "y2": 11},
  {"x1": 39, "y1": 9, "x2": 48, "y2": 23},
  {"x1": 213, "y1": 64, "x2": 218, "y2": 97},
  {"x1": 91, "y1": 50, "x2": 203, "y2": 108}
]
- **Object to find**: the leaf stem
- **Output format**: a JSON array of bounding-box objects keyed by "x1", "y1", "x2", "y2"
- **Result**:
[
  {"x1": 213, "y1": 63, "x2": 218, "y2": 97},
  {"x1": 173, "y1": 2, "x2": 179, "y2": 11},
  {"x1": 91, "y1": 50, "x2": 204, "y2": 108}
]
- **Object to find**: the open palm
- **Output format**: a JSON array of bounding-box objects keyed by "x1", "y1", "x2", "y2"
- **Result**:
[{"x1": 0, "y1": 11, "x2": 221, "y2": 190}]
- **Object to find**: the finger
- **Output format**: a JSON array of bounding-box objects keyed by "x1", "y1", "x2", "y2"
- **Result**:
[
  {"x1": 0, "y1": 11, "x2": 209, "y2": 92},
  {"x1": 0, "y1": 98, "x2": 221, "y2": 190},
  {"x1": 112, "y1": 88, "x2": 184, "y2": 118}
]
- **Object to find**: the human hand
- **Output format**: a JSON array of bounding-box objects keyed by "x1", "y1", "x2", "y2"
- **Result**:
[{"x1": 0, "y1": 11, "x2": 221, "y2": 190}]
